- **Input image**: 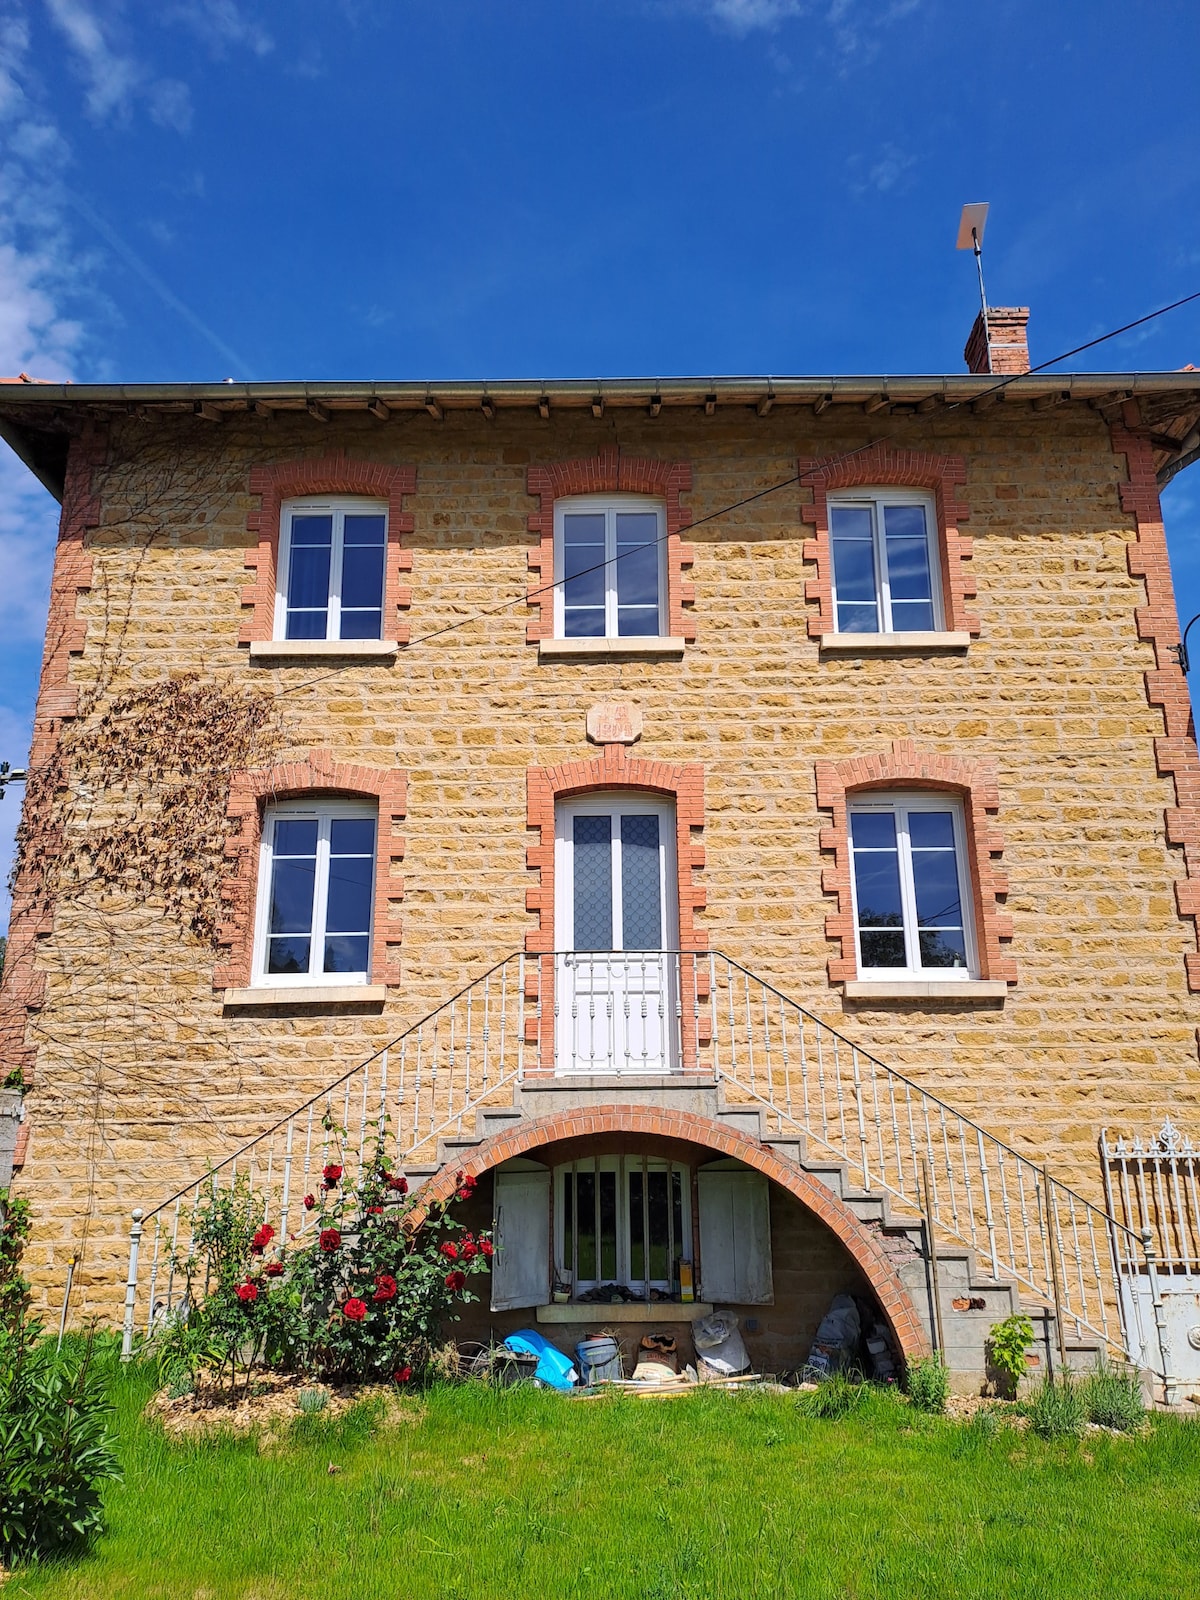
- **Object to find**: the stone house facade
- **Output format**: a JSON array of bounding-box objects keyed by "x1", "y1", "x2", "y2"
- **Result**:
[{"x1": 3, "y1": 309, "x2": 1200, "y2": 1389}]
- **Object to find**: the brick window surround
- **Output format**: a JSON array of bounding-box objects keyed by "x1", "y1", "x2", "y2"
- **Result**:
[
  {"x1": 800, "y1": 443, "x2": 978, "y2": 639},
  {"x1": 1110, "y1": 407, "x2": 1200, "y2": 993},
  {"x1": 815, "y1": 741, "x2": 1016, "y2": 987},
  {"x1": 240, "y1": 456, "x2": 416, "y2": 645},
  {"x1": 213, "y1": 749, "x2": 406, "y2": 990},
  {"x1": 526, "y1": 745, "x2": 706, "y2": 1069},
  {"x1": 526, "y1": 448, "x2": 695, "y2": 643}
]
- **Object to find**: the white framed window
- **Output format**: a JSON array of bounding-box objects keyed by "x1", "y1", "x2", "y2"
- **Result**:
[
  {"x1": 848, "y1": 793, "x2": 976, "y2": 979},
  {"x1": 829, "y1": 489, "x2": 941, "y2": 634},
  {"x1": 253, "y1": 799, "x2": 377, "y2": 985},
  {"x1": 553, "y1": 494, "x2": 666, "y2": 640},
  {"x1": 276, "y1": 497, "x2": 388, "y2": 642},
  {"x1": 554, "y1": 1155, "x2": 692, "y2": 1294}
]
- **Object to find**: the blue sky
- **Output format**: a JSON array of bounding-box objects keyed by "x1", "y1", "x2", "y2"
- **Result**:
[{"x1": 2, "y1": 0, "x2": 1200, "y2": 929}]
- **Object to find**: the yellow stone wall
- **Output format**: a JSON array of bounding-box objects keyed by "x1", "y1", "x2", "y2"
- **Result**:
[{"x1": 9, "y1": 403, "x2": 1200, "y2": 1321}]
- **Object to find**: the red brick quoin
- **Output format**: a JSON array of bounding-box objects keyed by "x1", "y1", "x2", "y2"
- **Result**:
[
  {"x1": 526, "y1": 746, "x2": 707, "y2": 1067},
  {"x1": 525, "y1": 448, "x2": 695, "y2": 643},
  {"x1": 0, "y1": 433, "x2": 103, "y2": 1082},
  {"x1": 213, "y1": 749, "x2": 407, "y2": 989},
  {"x1": 240, "y1": 456, "x2": 416, "y2": 645},
  {"x1": 815, "y1": 741, "x2": 1016, "y2": 987},
  {"x1": 800, "y1": 442, "x2": 979, "y2": 638},
  {"x1": 1111, "y1": 407, "x2": 1200, "y2": 992},
  {"x1": 412, "y1": 1104, "x2": 930, "y2": 1363}
]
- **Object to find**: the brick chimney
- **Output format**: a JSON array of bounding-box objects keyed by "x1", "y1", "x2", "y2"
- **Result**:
[{"x1": 964, "y1": 306, "x2": 1030, "y2": 375}]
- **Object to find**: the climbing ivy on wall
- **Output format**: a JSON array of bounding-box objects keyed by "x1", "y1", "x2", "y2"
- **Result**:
[{"x1": 15, "y1": 674, "x2": 283, "y2": 948}]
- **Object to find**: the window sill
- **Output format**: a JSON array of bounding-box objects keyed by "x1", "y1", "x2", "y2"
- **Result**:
[
  {"x1": 842, "y1": 979, "x2": 1009, "y2": 1002},
  {"x1": 819, "y1": 632, "x2": 971, "y2": 655},
  {"x1": 536, "y1": 1301, "x2": 713, "y2": 1325},
  {"x1": 223, "y1": 984, "x2": 387, "y2": 1009},
  {"x1": 538, "y1": 637, "x2": 686, "y2": 661},
  {"x1": 248, "y1": 639, "x2": 399, "y2": 661}
]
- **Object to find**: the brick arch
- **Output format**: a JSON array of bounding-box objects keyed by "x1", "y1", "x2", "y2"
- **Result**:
[
  {"x1": 815, "y1": 740, "x2": 1016, "y2": 987},
  {"x1": 800, "y1": 442, "x2": 978, "y2": 638},
  {"x1": 240, "y1": 454, "x2": 416, "y2": 645},
  {"x1": 526, "y1": 446, "x2": 695, "y2": 642},
  {"x1": 412, "y1": 1103, "x2": 930, "y2": 1362},
  {"x1": 213, "y1": 747, "x2": 406, "y2": 989}
]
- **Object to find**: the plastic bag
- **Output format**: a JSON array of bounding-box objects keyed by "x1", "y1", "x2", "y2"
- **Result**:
[
  {"x1": 504, "y1": 1330, "x2": 579, "y2": 1390},
  {"x1": 692, "y1": 1310, "x2": 750, "y2": 1375}
]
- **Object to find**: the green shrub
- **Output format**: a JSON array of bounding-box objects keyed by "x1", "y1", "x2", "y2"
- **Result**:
[
  {"x1": 1082, "y1": 1362, "x2": 1145, "y2": 1432},
  {"x1": 0, "y1": 1189, "x2": 31, "y2": 1333},
  {"x1": 987, "y1": 1313, "x2": 1034, "y2": 1398},
  {"x1": 0, "y1": 1323, "x2": 122, "y2": 1562},
  {"x1": 1027, "y1": 1374, "x2": 1086, "y2": 1440},
  {"x1": 797, "y1": 1370, "x2": 869, "y2": 1420},
  {"x1": 905, "y1": 1354, "x2": 950, "y2": 1414}
]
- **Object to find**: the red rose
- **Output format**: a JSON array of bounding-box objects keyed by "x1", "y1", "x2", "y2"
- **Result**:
[
  {"x1": 444, "y1": 1269, "x2": 466, "y2": 1292},
  {"x1": 319, "y1": 1228, "x2": 341, "y2": 1252},
  {"x1": 251, "y1": 1224, "x2": 275, "y2": 1253},
  {"x1": 342, "y1": 1298, "x2": 368, "y2": 1322},
  {"x1": 367, "y1": 1205, "x2": 383, "y2": 1215},
  {"x1": 393, "y1": 1366, "x2": 412, "y2": 1384},
  {"x1": 456, "y1": 1172, "x2": 477, "y2": 1200},
  {"x1": 322, "y1": 1163, "x2": 343, "y2": 1188},
  {"x1": 462, "y1": 1241, "x2": 478, "y2": 1260},
  {"x1": 236, "y1": 1281, "x2": 258, "y2": 1302},
  {"x1": 479, "y1": 1238, "x2": 494, "y2": 1258},
  {"x1": 440, "y1": 1241, "x2": 458, "y2": 1260},
  {"x1": 373, "y1": 1273, "x2": 398, "y2": 1302},
  {"x1": 387, "y1": 1175, "x2": 408, "y2": 1194},
  {"x1": 303, "y1": 1193, "x2": 316, "y2": 1211},
  {"x1": 265, "y1": 1260, "x2": 284, "y2": 1277}
]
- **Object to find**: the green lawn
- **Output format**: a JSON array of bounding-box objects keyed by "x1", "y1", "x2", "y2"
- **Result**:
[{"x1": 14, "y1": 1358, "x2": 1200, "y2": 1600}]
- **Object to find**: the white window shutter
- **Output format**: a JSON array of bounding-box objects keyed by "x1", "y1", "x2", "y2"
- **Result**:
[
  {"x1": 491, "y1": 1168, "x2": 551, "y2": 1311},
  {"x1": 697, "y1": 1168, "x2": 773, "y2": 1304}
]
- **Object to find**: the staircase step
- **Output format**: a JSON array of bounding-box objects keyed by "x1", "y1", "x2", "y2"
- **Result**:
[
  {"x1": 475, "y1": 1106, "x2": 524, "y2": 1139},
  {"x1": 716, "y1": 1107, "x2": 765, "y2": 1138}
]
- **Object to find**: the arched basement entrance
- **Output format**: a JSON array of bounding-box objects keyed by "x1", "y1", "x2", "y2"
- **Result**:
[{"x1": 417, "y1": 1105, "x2": 930, "y2": 1375}]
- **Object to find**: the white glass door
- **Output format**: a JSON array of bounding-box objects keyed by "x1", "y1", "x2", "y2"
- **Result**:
[{"x1": 555, "y1": 796, "x2": 678, "y2": 1074}]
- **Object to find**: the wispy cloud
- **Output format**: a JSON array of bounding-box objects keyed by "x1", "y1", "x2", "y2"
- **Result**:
[
  {"x1": 42, "y1": 0, "x2": 192, "y2": 127},
  {"x1": 848, "y1": 140, "x2": 918, "y2": 196},
  {"x1": 167, "y1": 0, "x2": 274, "y2": 57},
  {"x1": 702, "y1": 0, "x2": 807, "y2": 33}
]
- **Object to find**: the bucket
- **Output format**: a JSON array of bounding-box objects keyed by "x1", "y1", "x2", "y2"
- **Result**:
[{"x1": 576, "y1": 1335, "x2": 623, "y2": 1385}]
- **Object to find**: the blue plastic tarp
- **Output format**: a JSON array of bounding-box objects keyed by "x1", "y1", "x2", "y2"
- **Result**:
[{"x1": 504, "y1": 1329, "x2": 578, "y2": 1390}]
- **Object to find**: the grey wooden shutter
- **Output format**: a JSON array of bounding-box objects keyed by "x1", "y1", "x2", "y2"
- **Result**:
[
  {"x1": 697, "y1": 1168, "x2": 773, "y2": 1304},
  {"x1": 490, "y1": 1168, "x2": 551, "y2": 1311}
]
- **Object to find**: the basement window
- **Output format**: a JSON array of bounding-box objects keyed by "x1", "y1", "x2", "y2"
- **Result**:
[{"x1": 554, "y1": 1156, "x2": 691, "y2": 1296}]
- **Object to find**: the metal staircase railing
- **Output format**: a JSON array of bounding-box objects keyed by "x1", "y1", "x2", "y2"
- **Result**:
[{"x1": 120, "y1": 949, "x2": 1171, "y2": 1388}]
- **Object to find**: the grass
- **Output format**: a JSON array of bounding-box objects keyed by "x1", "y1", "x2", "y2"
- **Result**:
[{"x1": 12, "y1": 1353, "x2": 1200, "y2": 1600}]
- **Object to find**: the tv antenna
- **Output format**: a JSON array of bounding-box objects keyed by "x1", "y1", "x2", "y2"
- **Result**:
[{"x1": 957, "y1": 202, "x2": 991, "y2": 365}]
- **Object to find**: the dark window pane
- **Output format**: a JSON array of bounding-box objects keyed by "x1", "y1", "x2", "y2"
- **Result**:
[
  {"x1": 563, "y1": 565, "x2": 606, "y2": 610},
  {"x1": 575, "y1": 1171, "x2": 596, "y2": 1281},
  {"x1": 617, "y1": 607, "x2": 661, "y2": 637},
  {"x1": 912, "y1": 851, "x2": 963, "y2": 928},
  {"x1": 573, "y1": 816, "x2": 613, "y2": 950},
  {"x1": 339, "y1": 609, "x2": 384, "y2": 640},
  {"x1": 831, "y1": 532, "x2": 878, "y2": 606},
  {"x1": 621, "y1": 814, "x2": 662, "y2": 950},
  {"x1": 615, "y1": 511, "x2": 658, "y2": 547},
  {"x1": 859, "y1": 929, "x2": 906, "y2": 967},
  {"x1": 563, "y1": 513, "x2": 606, "y2": 547},
  {"x1": 274, "y1": 819, "x2": 318, "y2": 856},
  {"x1": 325, "y1": 854, "x2": 373, "y2": 934},
  {"x1": 599, "y1": 1169, "x2": 617, "y2": 1280},
  {"x1": 908, "y1": 812, "x2": 956, "y2": 850},
  {"x1": 883, "y1": 532, "x2": 933, "y2": 601},
  {"x1": 836, "y1": 602, "x2": 880, "y2": 633},
  {"x1": 287, "y1": 540, "x2": 332, "y2": 612},
  {"x1": 615, "y1": 540, "x2": 659, "y2": 611},
  {"x1": 646, "y1": 1169, "x2": 670, "y2": 1280},
  {"x1": 918, "y1": 929, "x2": 968, "y2": 968},
  {"x1": 290, "y1": 515, "x2": 333, "y2": 546},
  {"x1": 285, "y1": 609, "x2": 328, "y2": 640},
  {"x1": 330, "y1": 818, "x2": 376, "y2": 855},
  {"x1": 850, "y1": 812, "x2": 897, "y2": 850},
  {"x1": 268, "y1": 859, "x2": 316, "y2": 935},
  {"x1": 324, "y1": 934, "x2": 370, "y2": 974},
  {"x1": 889, "y1": 599, "x2": 936, "y2": 632},
  {"x1": 882, "y1": 503, "x2": 928, "y2": 543},
  {"x1": 830, "y1": 505, "x2": 873, "y2": 539},
  {"x1": 340, "y1": 541, "x2": 386, "y2": 612},
  {"x1": 343, "y1": 513, "x2": 385, "y2": 546},
  {"x1": 853, "y1": 853, "x2": 904, "y2": 926},
  {"x1": 564, "y1": 606, "x2": 606, "y2": 637},
  {"x1": 629, "y1": 1170, "x2": 644, "y2": 1282},
  {"x1": 267, "y1": 935, "x2": 310, "y2": 974}
]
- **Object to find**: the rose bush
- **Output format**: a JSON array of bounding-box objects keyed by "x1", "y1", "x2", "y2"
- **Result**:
[{"x1": 157, "y1": 1149, "x2": 491, "y2": 1391}]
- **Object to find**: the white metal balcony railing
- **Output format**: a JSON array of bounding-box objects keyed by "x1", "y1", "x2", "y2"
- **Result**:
[{"x1": 119, "y1": 950, "x2": 1175, "y2": 1391}]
